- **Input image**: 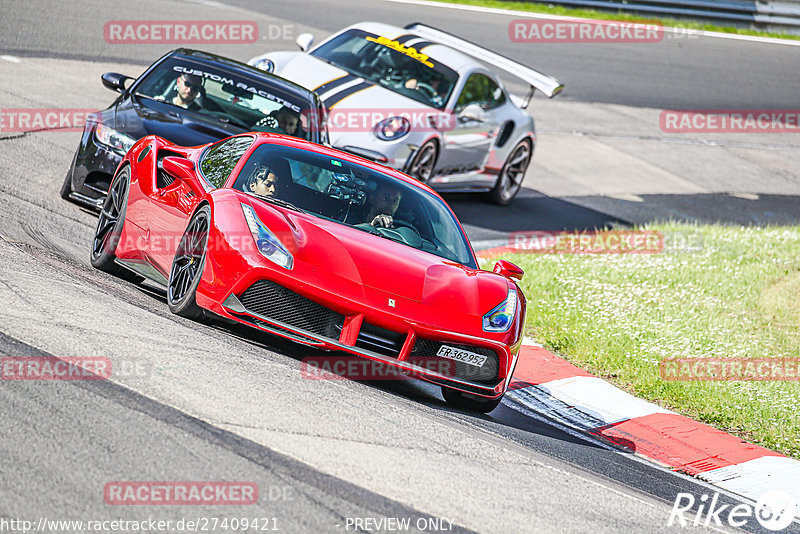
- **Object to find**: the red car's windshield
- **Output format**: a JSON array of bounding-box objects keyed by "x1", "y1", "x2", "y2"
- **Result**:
[{"x1": 233, "y1": 143, "x2": 476, "y2": 268}]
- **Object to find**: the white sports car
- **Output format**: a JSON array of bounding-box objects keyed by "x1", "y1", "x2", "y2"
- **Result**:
[{"x1": 249, "y1": 22, "x2": 563, "y2": 204}]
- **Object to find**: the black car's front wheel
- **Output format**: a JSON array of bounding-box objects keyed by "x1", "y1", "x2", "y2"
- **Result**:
[
  {"x1": 488, "y1": 139, "x2": 532, "y2": 205},
  {"x1": 167, "y1": 205, "x2": 211, "y2": 320},
  {"x1": 441, "y1": 386, "x2": 503, "y2": 414},
  {"x1": 90, "y1": 166, "x2": 143, "y2": 283}
]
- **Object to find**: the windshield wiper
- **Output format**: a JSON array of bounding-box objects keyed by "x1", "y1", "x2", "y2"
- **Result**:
[
  {"x1": 134, "y1": 92, "x2": 176, "y2": 108},
  {"x1": 251, "y1": 194, "x2": 305, "y2": 213},
  {"x1": 312, "y1": 54, "x2": 335, "y2": 66},
  {"x1": 358, "y1": 225, "x2": 409, "y2": 245},
  {"x1": 133, "y1": 92, "x2": 159, "y2": 103},
  {"x1": 213, "y1": 115, "x2": 249, "y2": 129},
  {"x1": 313, "y1": 55, "x2": 368, "y2": 80},
  {"x1": 133, "y1": 93, "x2": 184, "y2": 117},
  {"x1": 361, "y1": 226, "x2": 385, "y2": 237}
]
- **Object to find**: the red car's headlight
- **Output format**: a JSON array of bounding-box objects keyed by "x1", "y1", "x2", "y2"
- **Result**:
[
  {"x1": 241, "y1": 203, "x2": 293, "y2": 270},
  {"x1": 482, "y1": 290, "x2": 517, "y2": 332}
]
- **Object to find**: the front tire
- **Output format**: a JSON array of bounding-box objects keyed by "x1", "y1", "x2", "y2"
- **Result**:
[
  {"x1": 406, "y1": 141, "x2": 438, "y2": 183},
  {"x1": 487, "y1": 139, "x2": 532, "y2": 205},
  {"x1": 441, "y1": 386, "x2": 503, "y2": 413},
  {"x1": 90, "y1": 166, "x2": 144, "y2": 283},
  {"x1": 167, "y1": 205, "x2": 211, "y2": 320}
]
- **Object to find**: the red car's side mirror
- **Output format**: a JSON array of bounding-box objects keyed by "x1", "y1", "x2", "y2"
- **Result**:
[
  {"x1": 161, "y1": 156, "x2": 195, "y2": 183},
  {"x1": 493, "y1": 260, "x2": 524, "y2": 281}
]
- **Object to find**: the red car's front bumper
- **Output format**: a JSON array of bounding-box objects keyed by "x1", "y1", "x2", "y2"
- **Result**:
[
  {"x1": 193, "y1": 193, "x2": 524, "y2": 399},
  {"x1": 213, "y1": 285, "x2": 519, "y2": 399}
]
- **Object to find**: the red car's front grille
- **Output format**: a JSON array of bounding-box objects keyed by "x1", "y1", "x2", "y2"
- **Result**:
[
  {"x1": 354, "y1": 322, "x2": 405, "y2": 357},
  {"x1": 239, "y1": 280, "x2": 344, "y2": 340},
  {"x1": 236, "y1": 280, "x2": 500, "y2": 387}
]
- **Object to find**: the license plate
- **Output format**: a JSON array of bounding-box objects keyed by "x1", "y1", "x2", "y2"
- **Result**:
[{"x1": 436, "y1": 345, "x2": 487, "y2": 368}]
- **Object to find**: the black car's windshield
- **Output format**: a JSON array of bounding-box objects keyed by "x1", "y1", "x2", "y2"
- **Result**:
[
  {"x1": 234, "y1": 143, "x2": 475, "y2": 267},
  {"x1": 311, "y1": 30, "x2": 458, "y2": 110},
  {"x1": 133, "y1": 57, "x2": 318, "y2": 141}
]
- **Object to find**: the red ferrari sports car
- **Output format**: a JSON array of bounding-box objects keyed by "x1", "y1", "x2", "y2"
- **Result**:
[{"x1": 91, "y1": 132, "x2": 526, "y2": 412}]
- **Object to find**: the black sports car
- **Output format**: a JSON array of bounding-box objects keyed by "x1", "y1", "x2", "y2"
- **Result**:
[{"x1": 61, "y1": 49, "x2": 327, "y2": 209}]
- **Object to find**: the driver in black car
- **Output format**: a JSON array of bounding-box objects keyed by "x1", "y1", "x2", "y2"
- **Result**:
[
  {"x1": 171, "y1": 73, "x2": 203, "y2": 110},
  {"x1": 364, "y1": 183, "x2": 402, "y2": 228}
]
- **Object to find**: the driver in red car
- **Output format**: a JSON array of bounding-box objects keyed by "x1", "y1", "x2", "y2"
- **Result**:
[
  {"x1": 244, "y1": 165, "x2": 279, "y2": 197},
  {"x1": 365, "y1": 183, "x2": 402, "y2": 228}
]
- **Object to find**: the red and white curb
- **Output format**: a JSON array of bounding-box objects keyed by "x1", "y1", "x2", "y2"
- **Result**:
[{"x1": 505, "y1": 339, "x2": 800, "y2": 508}]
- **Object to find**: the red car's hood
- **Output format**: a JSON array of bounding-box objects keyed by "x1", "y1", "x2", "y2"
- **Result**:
[{"x1": 251, "y1": 201, "x2": 509, "y2": 316}]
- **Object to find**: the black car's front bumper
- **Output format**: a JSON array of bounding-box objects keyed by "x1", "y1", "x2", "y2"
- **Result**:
[{"x1": 64, "y1": 121, "x2": 124, "y2": 210}]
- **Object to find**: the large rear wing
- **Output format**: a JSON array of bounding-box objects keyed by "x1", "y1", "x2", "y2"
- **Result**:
[{"x1": 404, "y1": 22, "x2": 564, "y2": 101}]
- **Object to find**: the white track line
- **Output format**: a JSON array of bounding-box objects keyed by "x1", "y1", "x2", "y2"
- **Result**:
[
  {"x1": 512, "y1": 341, "x2": 800, "y2": 524},
  {"x1": 700, "y1": 456, "x2": 800, "y2": 505},
  {"x1": 537, "y1": 375, "x2": 674, "y2": 424},
  {"x1": 502, "y1": 389, "x2": 766, "y2": 533},
  {"x1": 383, "y1": 0, "x2": 800, "y2": 47}
]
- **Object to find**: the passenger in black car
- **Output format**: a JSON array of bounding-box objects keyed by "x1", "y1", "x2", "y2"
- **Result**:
[{"x1": 276, "y1": 108, "x2": 300, "y2": 136}]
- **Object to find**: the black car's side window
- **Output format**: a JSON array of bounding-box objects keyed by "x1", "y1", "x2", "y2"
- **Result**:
[{"x1": 199, "y1": 136, "x2": 255, "y2": 188}]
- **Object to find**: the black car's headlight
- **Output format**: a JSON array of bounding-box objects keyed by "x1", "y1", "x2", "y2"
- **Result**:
[
  {"x1": 241, "y1": 203, "x2": 293, "y2": 270},
  {"x1": 94, "y1": 123, "x2": 135, "y2": 155},
  {"x1": 482, "y1": 289, "x2": 517, "y2": 332},
  {"x1": 374, "y1": 116, "x2": 410, "y2": 141}
]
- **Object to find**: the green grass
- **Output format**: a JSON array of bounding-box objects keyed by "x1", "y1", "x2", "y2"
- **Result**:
[
  {"x1": 480, "y1": 222, "x2": 800, "y2": 458},
  {"x1": 428, "y1": 0, "x2": 800, "y2": 40}
]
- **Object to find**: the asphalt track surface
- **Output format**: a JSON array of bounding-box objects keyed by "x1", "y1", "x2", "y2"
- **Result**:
[
  {"x1": 1, "y1": 0, "x2": 799, "y2": 532},
  {"x1": 4, "y1": 0, "x2": 800, "y2": 109}
]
